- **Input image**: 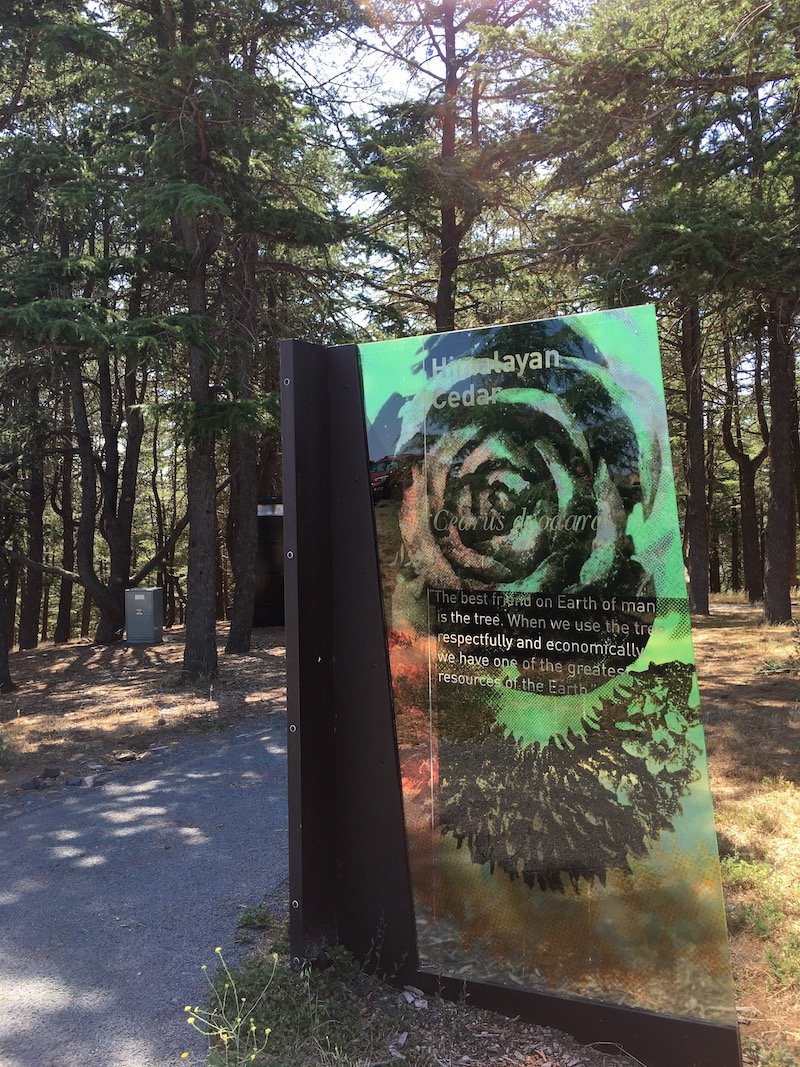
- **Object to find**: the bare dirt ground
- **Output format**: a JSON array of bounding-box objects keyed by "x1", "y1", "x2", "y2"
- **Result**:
[
  {"x1": 1, "y1": 602, "x2": 799, "y2": 1066},
  {"x1": 693, "y1": 597, "x2": 800, "y2": 1066},
  {"x1": 0, "y1": 624, "x2": 286, "y2": 792}
]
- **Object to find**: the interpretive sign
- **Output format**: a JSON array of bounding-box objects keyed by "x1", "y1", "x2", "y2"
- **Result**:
[{"x1": 281, "y1": 307, "x2": 742, "y2": 1067}]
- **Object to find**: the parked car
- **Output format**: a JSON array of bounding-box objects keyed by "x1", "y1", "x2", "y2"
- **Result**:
[
  {"x1": 369, "y1": 453, "x2": 418, "y2": 501},
  {"x1": 369, "y1": 457, "x2": 395, "y2": 500}
]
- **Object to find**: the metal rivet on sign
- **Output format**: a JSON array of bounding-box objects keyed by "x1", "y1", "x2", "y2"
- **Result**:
[
  {"x1": 283, "y1": 377, "x2": 291, "y2": 385},
  {"x1": 289, "y1": 724, "x2": 297, "y2": 733},
  {"x1": 286, "y1": 551, "x2": 294, "y2": 559},
  {"x1": 291, "y1": 900, "x2": 300, "y2": 909}
]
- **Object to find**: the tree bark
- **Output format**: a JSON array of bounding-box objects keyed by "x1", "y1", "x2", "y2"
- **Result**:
[
  {"x1": 93, "y1": 316, "x2": 147, "y2": 640},
  {"x1": 706, "y1": 431, "x2": 721, "y2": 594},
  {"x1": 3, "y1": 555, "x2": 18, "y2": 649},
  {"x1": 65, "y1": 242, "x2": 147, "y2": 645},
  {"x1": 40, "y1": 571, "x2": 51, "y2": 642},
  {"x1": 721, "y1": 322, "x2": 766, "y2": 600},
  {"x1": 18, "y1": 397, "x2": 45, "y2": 649},
  {"x1": 164, "y1": 0, "x2": 224, "y2": 682},
  {"x1": 96, "y1": 351, "x2": 131, "y2": 639},
  {"x1": 739, "y1": 465, "x2": 764, "y2": 600},
  {"x1": 225, "y1": 233, "x2": 259, "y2": 654},
  {"x1": 709, "y1": 536, "x2": 721, "y2": 595},
  {"x1": 53, "y1": 466, "x2": 75, "y2": 642},
  {"x1": 80, "y1": 587, "x2": 92, "y2": 637},
  {"x1": 0, "y1": 566, "x2": 15, "y2": 693},
  {"x1": 150, "y1": 382, "x2": 167, "y2": 623},
  {"x1": 53, "y1": 388, "x2": 75, "y2": 643},
  {"x1": 165, "y1": 438, "x2": 179, "y2": 628},
  {"x1": 68, "y1": 353, "x2": 123, "y2": 642},
  {"x1": 679, "y1": 302, "x2": 709, "y2": 614},
  {"x1": 763, "y1": 295, "x2": 795, "y2": 623},
  {"x1": 216, "y1": 531, "x2": 227, "y2": 621},
  {"x1": 790, "y1": 371, "x2": 800, "y2": 587},
  {"x1": 730, "y1": 506, "x2": 741, "y2": 591},
  {"x1": 179, "y1": 222, "x2": 222, "y2": 681},
  {"x1": 183, "y1": 425, "x2": 219, "y2": 679},
  {"x1": 223, "y1": 41, "x2": 260, "y2": 653}
]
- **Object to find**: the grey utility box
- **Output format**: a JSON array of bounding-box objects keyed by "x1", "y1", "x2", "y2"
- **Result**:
[{"x1": 125, "y1": 587, "x2": 164, "y2": 645}]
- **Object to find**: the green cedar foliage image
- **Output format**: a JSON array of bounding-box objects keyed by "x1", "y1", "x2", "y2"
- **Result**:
[{"x1": 359, "y1": 307, "x2": 736, "y2": 1023}]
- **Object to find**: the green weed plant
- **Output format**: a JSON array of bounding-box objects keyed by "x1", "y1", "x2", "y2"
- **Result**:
[
  {"x1": 743, "y1": 1040, "x2": 800, "y2": 1067},
  {"x1": 237, "y1": 905, "x2": 273, "y2": 932},
  {"x1": 187, "y1": 934, "x2": 437, "y2": 1067},
  {"x1": 766, "y1": 933, "x2": 800, "y2": 988},
  {"x1": 183, "y1": 947, "x2": 275, "y2": 1066}
]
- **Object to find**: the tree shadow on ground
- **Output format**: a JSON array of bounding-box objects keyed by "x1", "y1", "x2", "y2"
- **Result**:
[
  {"x1": 0, "y1": 627, "x2": 287, "y2": 791},
  {"x1": 693, "y1": 606, "x2": 799, "y2": 791},
  {"x1": 0, "y1": 717, "x2": 288, "y2": 1067}
]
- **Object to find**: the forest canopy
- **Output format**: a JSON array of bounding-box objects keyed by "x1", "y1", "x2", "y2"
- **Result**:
[{"x1": 1, "y1": 0, "x2": 798, "y2": 690}]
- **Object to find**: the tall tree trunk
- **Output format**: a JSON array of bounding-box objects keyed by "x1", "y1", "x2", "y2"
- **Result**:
[
  {"x1": 0, "y1": 566, "x2": 15, "y2": 693},
  {"x1": 706, "y1": 432, "x2": 721, "y2": 594},
  {"x1": 225, "y1": 233, "x2": 259, "y2": 654},
  {"x1": 790, "y1": 372, "x2": 800, "y2": 588},
  {"x1": 721, "y1": 322, "x2": 766, "y2": 601},
  {"x1": 165, "y1": 575, "x2": 176, "y2": 628},
  {"x1": 167, "y1": 0, "x2": 222, "y2": 680},
  {"x1": 792, "y1": 376, "x2": 800, "y2": 527},
  {"x1": 95, "y1": 262, "x2": 148, "y2": 642},
  {"x1": 40, "y1": 571, "x2": 51, "y2": 642},
  {"x1": 180, "y1": 225, "x2": 221, "y2": 681},
  {"x1": 730, "y1": 506, "x2": 741, "y2": 592},
  {"x1": 740, "y1": 465, "x2": 764, "y2": 601},
  {"x1": 177, "y1": 581, "x2": 185, "y2": 626},
  {"x1": 68, "y1": 353, "x2": 123, "y2": 642},
  {"x1": 18, "y1": 401, "x2": 45, "y2": 649},
  {"x1": 3, "y1": 556, "x2": 19, "y2": 649},
  {"x1": 709, "y1": 537, "x2": 721, "y2": 595},
  {"x1": 764, "y1": 295, "x2": 796, "y2": 623},
  {"x1": 184, "y1": 427, "x2": 219, "y2": 678},
  {"x1": 216, "y1": 531, "x2": 227, "y2": 621},
  {"x1": 679, "y1": 302, "x2": 709, "y2": 614},
  {"x1": 150, "y1": 383, "x2": 167, "y2": 620},
  {"x1": 80, "y1": 587, "x2": 92, "y2": 637},
  {"x1": 54, "y1": 513, "x2": 75, "y2": 642},
  {"x1": 54, "y1": 396, "x2": 75, "y2": 643},
  {"x1": 164, "y1": 437, "x2": 179, "y2": 629}
]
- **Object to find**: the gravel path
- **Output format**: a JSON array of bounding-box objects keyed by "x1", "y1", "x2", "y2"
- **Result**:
[{"x1": 0, "y1": 714, "x2": 288, "y2": 1067}]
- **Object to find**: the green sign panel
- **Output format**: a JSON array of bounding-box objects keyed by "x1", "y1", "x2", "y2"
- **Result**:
[{"x1": 357, "y1": 306, "x2": 736, "y2": 1025}]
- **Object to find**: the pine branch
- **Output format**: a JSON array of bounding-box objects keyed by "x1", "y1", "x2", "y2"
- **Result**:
[{"x1": 2, "y1": 547, "x2": 81, "y2": 585}]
